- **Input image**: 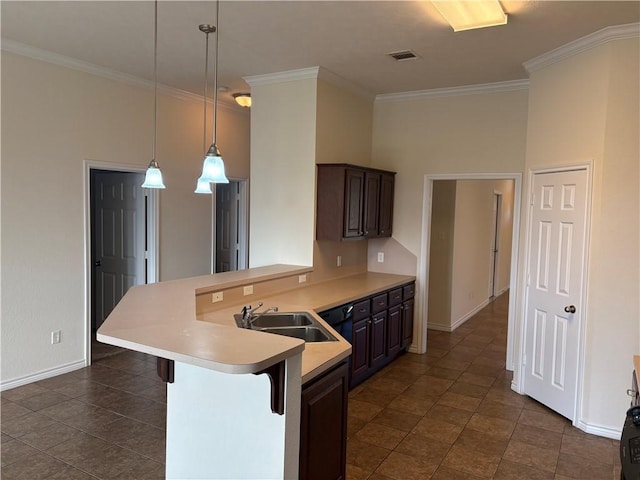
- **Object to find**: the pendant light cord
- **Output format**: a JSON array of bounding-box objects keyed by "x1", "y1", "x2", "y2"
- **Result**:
[
  {"x1": 212, "y1": 0, "x2": 219, "y2": 145},
  {"x1": 203, "y1": 29, "x2": 209, "y2": 154},
  {"x1": 152, "y1": 0, "x2": 158, "y2": 164}
]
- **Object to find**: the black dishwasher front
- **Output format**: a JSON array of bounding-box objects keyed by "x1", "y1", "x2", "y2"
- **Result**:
[{"x1": 317, "y1": 303, "x2": 353, "y2": 344}]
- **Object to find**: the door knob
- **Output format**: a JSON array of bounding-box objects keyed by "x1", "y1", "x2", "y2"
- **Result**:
[
  {"x1": 95, "y1": 261, "x2": 101, "y2": 267},
  {"x1": 564, "y1": 305, "x2": 576, "y2": 314}
]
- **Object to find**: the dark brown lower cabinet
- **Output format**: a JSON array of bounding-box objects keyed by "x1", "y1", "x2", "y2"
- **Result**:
[
  {"x1": 350, "y1": 319, "x2": 370, "y2": 379},
  {"x1": 370, "y1": 311, "x2": 387, "y2": 369},
  {"x1": 349, "y1": 281, "x2": 415, "y2": 388},
  {"x1": 402, "y1": 298, "x2": 414, "y2": 349},
  {"x1": 300, "y1": 361, "x2": 349, "y2": 480},
  {"x1": 387, "y1": 304, "x2": 402, "y2": 359}
]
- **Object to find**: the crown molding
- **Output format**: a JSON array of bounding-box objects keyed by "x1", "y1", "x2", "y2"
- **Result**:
[
  {"x1": 316, "y1": 67, "x2": 375, "y2": 101},
  {"x1": 524, "y1": 22, "x2": 640, "y2": 74},
  {"x1": 244, "y1": 66, "x2": 374, "y2": 100},
  {"x1": 1, "y1": 38, "x2": 246, "y2": 114},
  {"x1": 244, "y1": 67, "x2": 321, "y2": 87},
  {"x1": 375, "y1": 79, "x2": 530, "y2": 104}
]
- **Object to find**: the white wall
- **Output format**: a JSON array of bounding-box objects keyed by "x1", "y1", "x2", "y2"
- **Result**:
[
  {"x1": 1, "y1": 52, "x2": 250, "y2": 386},
  {"x1": 248, "y1": 77, "x2": 317, "y2": 268},
  {"x1": 517, "y1": 37, "x2": 639, "y2": 434}
]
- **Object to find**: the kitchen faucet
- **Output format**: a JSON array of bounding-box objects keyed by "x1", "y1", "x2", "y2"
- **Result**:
[{"x1": 241, "y1": 302, "x2": 279, "y2": 328}]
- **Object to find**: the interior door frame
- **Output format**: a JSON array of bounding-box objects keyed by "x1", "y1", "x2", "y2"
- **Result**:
[
  {"x1": 83, "y1": 159, "x2": 160, "y2": 365},
  {"x1": 517, "y1": 162, "x2": 592, "y2": 425},
  {"x1": 417, "y1": 172, "x2": 522, "y2": 373}
]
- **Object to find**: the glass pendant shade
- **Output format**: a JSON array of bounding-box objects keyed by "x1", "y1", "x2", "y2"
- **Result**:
[
  {"x1": 142, "y1": 159, "x2": 166, "y2": 188},
  {"x1": 194, "y1": 178, "x2": 213, "y2": 194},
  {"x1": 198, "y1": 144, "x2": 229, "y2": 184}
]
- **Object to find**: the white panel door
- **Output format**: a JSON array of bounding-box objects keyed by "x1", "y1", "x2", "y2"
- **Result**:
[
  {"x1": 92, "y1": 171, "x2": 145, "y2": 328},
  {"x1": 523, "y1": 168, "x2": 588, "y2": 420}
]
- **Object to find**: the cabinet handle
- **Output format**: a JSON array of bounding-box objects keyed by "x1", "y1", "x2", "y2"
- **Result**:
[{"x1": 359, "y1": 308, "x2": 367, "y2": 313}]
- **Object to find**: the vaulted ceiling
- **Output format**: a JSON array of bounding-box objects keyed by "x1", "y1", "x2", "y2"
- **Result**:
[{"x1": 2, "y1": 1, "x2": 638, "y2": 103}]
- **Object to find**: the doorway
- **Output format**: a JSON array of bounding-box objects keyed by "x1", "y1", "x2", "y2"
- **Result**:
[
  {"x1": 418, "y1": 173, "x2": 523, "y2": 373},
  {"x1": 84, "y1": 161, "x2": 159, "y2": 363},
  {"x1": 212, "y1": 180, "x2": 248, "y2": 273}
]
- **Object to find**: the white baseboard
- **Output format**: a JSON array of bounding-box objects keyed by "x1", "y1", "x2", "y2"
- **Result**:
[
  {"x1": 427, "y1": 323, "x2": 452, "y2": 332},
  {"x1": 575, "y1": 418, "x2": 622, "y2": 440},
  {"x1": 1, "y1": 360, "x2": 87, "y2": 391},
  {"x1": 450, "y1": 299, "x2": 491, "y2": 331},
  {"x1": 427, "y1": 299, "x2": 491, "y2": 333},
  {"x1": 506, "y1": 382, "x2": 623, "y2": 440}
]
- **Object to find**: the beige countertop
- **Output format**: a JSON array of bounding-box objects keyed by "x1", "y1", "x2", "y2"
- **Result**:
[{"x1": 98, "y1": 265, "x2": 414, "y2": 384}]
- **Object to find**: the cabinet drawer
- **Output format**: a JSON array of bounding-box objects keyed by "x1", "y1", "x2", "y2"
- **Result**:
[
  {"x1": 352, "y1": 299, "x2": 371, "y2": 321},
  {"x1": 403, "y1": 283, "x2": 415, "y2": 300},
  {"x1": 371, "y1": 293, "x2": 388, "y2": 314},
  {"x1": 388, "y1": 288, "x2": 403, "y2": 307}
]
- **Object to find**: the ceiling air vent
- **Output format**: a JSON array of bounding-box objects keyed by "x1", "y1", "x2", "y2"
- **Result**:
[{"x1": 388, "y1": 50, "x2": 419, "y2": 61}]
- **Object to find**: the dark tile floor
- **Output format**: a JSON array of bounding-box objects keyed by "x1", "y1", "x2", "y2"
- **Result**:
[{"x1": 1, "y1": 293, "x2": 621, "y2": 479}]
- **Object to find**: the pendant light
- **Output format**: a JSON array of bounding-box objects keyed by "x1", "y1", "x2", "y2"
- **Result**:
[
  {"x1": 142, "y1": 0, "x2": 165, "y2": 189},
  {"x1": 195, "y1": 1, "x2": 229, "y2": 193}
]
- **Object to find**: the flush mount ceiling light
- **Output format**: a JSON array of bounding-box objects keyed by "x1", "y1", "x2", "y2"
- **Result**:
[
  {"x1": 195, "y1": 2, "x2": 228, "y2": 194},
  {"x1": 431, "y1": 0, "x2": 507, "y2": 32},
  {"x1": 233, "y1": 93, "x2": 251, "y2": 108},
  {"x1": 142, "y1": 0, "x2": 165, "y2": 189}
]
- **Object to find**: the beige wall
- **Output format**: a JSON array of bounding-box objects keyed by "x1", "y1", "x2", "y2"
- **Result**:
[
  {"x1": 371, "y1": 89, "x2": 529, "y2": 260},
  {"x1": 248, "y1": 78, "x2": 317, "y2": 268},
  {"x1": 451, "y1": 179, "x2": 514, "y2": 327},
  {"x1": 1, "y1": 52, "x2": 250, "y2": 384},
  {"x1": 517, "y1": 37, "x2": 639, "y2": 433},
  {"x1": 427, "y1": 181, "x2": 456, "y2": 330},
  {"x1": 313, "y1": 79, "x2": 374, "y2": 282},
  {"x1": 248, "y1": 72, "x2": 376, "y2": 279}
]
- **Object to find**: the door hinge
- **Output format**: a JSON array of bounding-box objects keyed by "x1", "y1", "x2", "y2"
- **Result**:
[
  {"x1": 523, "y1": 354, "x2": 527, "y2": 366},
  {"x1": 144, "y1": 250, "x2": 150, "y2": 260},
  {"x1": 530, "y1": 193, "x2": 535, "y2": 206}
]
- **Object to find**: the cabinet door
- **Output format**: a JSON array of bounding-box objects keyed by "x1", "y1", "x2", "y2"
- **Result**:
[
  {"x1": 378, "y1": 173, "x2": 395, "y2": 237},
  {"x1": 300, "y1": 362, "x2": 348, "y2": 480},
  {"x1": 387, "y1": 304, "x2": 402, "y2": 359},
  {"x1": 351, "y1": 318, "x2": 370, "y2": 380},
  {"x1": 363, "y1": 172, "x2": 381, "y2": 237},
  {"x1": 402, "y1": 298, "x2": 414, "y2": 349},
  {"x1": 343, "y1": 169, "x2": 365, "y2": 238},
  {"x1": 370, "y1": 311, "x2": 387, "y2": 369}
]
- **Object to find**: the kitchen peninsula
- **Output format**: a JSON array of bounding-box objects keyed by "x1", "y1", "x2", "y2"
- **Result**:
[{"x1": 97, "y1": 264, "x2": 414, "y2": 479}]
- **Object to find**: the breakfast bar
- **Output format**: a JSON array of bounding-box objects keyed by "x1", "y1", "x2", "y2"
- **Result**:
[{"x1": 97, "y1": 264, "x2": 414, "y2": 479}]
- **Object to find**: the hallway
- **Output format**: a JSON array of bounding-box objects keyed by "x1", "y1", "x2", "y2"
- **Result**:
[{"x1": 345, "y1": 293, "x2": 621, "y2": 479}]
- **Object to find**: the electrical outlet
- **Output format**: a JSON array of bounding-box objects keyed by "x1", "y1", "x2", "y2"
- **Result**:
[
  {"x1": 377, "y1": 252, "x2": 385, "y2": 263},
  {"x1": 243, "y1": 285, "x2": 254, "y2": 296},
  {"x1": 211, "y1": 291, "x2": 224, "y2": 303},
  {"x1": 51, "y1": 330, "x2": 61, "y2": 344},
  {"x1": 298, "y1": 274, "x2": 307, "y2": 284},
  {"x1": 337, "y1": 255, "x2": 342, "y2": 267}
]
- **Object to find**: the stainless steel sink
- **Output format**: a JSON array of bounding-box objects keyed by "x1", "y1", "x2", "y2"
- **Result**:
[
  {"x1": 234, "y1": 311, "x2": 337, "y2": 342},
  {"x1": 260, "y1": 326, "x2": 336, "y2": 342},
  {"x1": 249, "y1": 312, "x2": 313, "y2": 328}
]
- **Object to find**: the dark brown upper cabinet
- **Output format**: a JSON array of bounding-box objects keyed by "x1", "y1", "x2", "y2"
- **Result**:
[{"x1": 317, "y1": 164, "x2": 395, "y2": 241}]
